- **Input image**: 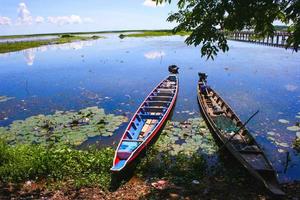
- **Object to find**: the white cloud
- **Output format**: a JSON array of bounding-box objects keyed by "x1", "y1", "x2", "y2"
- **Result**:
[
  {"x1": 144, "y1": 51, "x2": 166, "y2": 59},
  {"x1": 47, "y1": 15, "x2": 93, "y2": 26},
  {"x1": 48, "y1": 15, "x2": 83, "y2": 25},
  {"x1": 35, "y1": 16, "x2": 44, "y2": 23},
  {"x1": 0, "y1": 16, "x2": 12, "y2": 25},
  {"x1": 143, "y1": 0, "x2": 165, "y2": 7},
  {"x1": 5, "y1": 3, "x2": 92, "y2": 27},
  {"x1": 17, "y1": 2, "x2": 33, "y2": 25}
]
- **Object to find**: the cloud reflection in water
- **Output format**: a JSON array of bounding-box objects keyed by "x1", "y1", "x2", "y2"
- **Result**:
[{"x1": 144, "y1": 51, "x2": 165, "y2": 59}]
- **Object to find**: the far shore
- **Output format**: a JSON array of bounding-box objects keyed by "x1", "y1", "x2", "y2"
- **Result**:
[
  {"x1": 0, "y1": 29, "x2": 173, "y2": 39},
  {"x1": 0, "y1": 34, "x2": 102, "y2": 54}
]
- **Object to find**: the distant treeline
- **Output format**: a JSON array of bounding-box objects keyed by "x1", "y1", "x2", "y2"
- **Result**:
[{"x1": 0, "y1": 29, "x2": 174, "y2": 39}]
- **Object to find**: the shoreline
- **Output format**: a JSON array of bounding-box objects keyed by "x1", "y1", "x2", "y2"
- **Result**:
[{"x1": 0, "y1": 34, "x2": 101, "y2": 54}]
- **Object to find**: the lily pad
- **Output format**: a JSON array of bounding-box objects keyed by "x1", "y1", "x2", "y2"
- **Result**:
[
  {"x1": 276, "y1": 142, "x2": 289, "y2": 148},
  {"x1": 278, "y1": 149, "x2": 285, "y2": 153},
  {"x1": 278, "y1": 119, "x2": 289, "y2": 124},
  {"x1": 0, "y1": 96, "x2": 15, "y2": 103},
  {"x1": 287, "y1": 126, "x2": 300, "y2": 132},
  {"x1": 267, "y1": 131, "x2": 276, "y2": 136},
  {"x1": 154, "y1": 117, "x2": 218, "y2": 156},
  {"x1": 0, "y1": 106, "x2": 127, "y2": 146}
]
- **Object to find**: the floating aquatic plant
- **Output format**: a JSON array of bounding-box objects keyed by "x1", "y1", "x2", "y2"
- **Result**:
[
  {"x1": 0, "y1": 96, "x2": 15, "y2": 103},
  {"x1": 278, "y1": 119, "x2": 289, "y2": 124},
  {"x1": 0, "y1": 107, "x2": 127, "y2": 146},
  {"x1": 154, "y1": 117, "x2": 218, "y2": 156},
  {"x1": 287, "y1": 126, "x2": 300, "y2": 132},
  {"x1": 267, "y1": 131, "x2": 276, "y2": 136}
]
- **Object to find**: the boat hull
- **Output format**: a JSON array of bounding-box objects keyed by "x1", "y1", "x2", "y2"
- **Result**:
[
  {"x1": 111, "y1": 74, "x2": 178, "y2": 172},
  {"x1": 197, "y1": 77, "x2": 284, "y2": 196}
]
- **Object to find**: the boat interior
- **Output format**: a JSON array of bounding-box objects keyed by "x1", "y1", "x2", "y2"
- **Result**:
[
  {"x1": 112, "y1": 75, "x2": 177, "y2": 170},
  {"x1": 198, "y1": 81, "x2": 274, "y2": 173}
]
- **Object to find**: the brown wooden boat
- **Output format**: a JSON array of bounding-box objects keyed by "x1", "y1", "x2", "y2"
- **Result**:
[{"x1": 197, "y1": 73, "x2": 285, "y2": 196}]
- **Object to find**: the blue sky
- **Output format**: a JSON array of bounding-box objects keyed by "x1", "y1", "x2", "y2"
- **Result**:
[{"x1": 0, "y1": 0, "x2": 178, "y2": 35}]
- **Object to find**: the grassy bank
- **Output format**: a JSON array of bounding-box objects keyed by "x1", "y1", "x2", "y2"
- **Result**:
[
  {"x1": 119, "y1": 30, "x2": 190, "y2": 38},
  {"x1": 1, "y1": 117, "x2": 299, "y2": 199},
  {"x1": 0, "y1": 34, "x2": 101, "y2": 54},
  {"x1": 0, "y1": 139, "x2": 114, "y2": 189}
]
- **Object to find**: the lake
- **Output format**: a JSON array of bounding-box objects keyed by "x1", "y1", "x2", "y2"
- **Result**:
[{"x1": 0, "y1": 33, "x2": 299, "y2": 182}]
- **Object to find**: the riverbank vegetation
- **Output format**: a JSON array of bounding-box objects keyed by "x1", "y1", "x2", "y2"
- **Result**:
[
  {"x1": 0, "y1": 34, "x2": 101, "y2": 54},
  {"x1": 1, "y1": 114, "x2": 300, "y2": 199},
  {"x1": 119, "y1": 30, "x2": 190, "y2": 38},
  {"x1": 0, "y1": 140, "x2": 114, "y2": 189},
  {"x1": 0, "y1": 29, "x2": 175, "y2": 39}
]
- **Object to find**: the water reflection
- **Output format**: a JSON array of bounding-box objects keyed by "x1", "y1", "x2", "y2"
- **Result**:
[
  {"x1": 23, "y1": 49, "x2": 35, "y2": 66},
  {"x1": 1, "y1": 40, "x2": 97, "y2": 66},
  {"x1": 144, "y1": 50, "x2": 165, "y2": 59},
  {"x1": 285, "y1": 84, "x2": 298, "y2": 92},
  {"x1": 0, "y1": 34, "x2": 299, "y2": 182}
]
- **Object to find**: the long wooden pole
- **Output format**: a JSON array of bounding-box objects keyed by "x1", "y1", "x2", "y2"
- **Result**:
[{"x1": 218, "y1": 110, "x2": 259, "y2": 151}]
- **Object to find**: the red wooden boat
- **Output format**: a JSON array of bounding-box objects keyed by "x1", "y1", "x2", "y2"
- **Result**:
[{"x1": 111, "y1": 66, "x2": 179, "y2": 172}]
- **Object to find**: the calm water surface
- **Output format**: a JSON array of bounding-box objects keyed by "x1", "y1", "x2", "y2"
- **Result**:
[{"x1": 0, "y1": 34, "x2": 299, "y2": 182}]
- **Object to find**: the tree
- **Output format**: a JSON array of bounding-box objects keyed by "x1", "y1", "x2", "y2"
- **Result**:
[{"x1": 157, "y1": 0, "x2": 300, "y2": 59}]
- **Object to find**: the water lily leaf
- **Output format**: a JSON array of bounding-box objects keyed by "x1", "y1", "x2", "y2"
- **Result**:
[
  {"x1": 275, "y1": 141, "x2": 289, "y2": 148},
  {"x1": 287, "y1": 126, "x2": 300, "y2": 132},
  {"x1": 0, "y1": 96, "x2": 15, "y2": 103},
  {"x1": 278, "y1": 119, "x2": 289, "y2": 124},
  {"x1": 278, "y1": 149, "x2": 285, "y2": 153},
  {"x1": 1, "y1": 106, "x2": 127, "y2": 146},
  {"x1": 267, "y1": 136, "x2": 275, "y2": 141},
  {"x1": 267, "y1": 131, "x2": 276, "y2": 136}
]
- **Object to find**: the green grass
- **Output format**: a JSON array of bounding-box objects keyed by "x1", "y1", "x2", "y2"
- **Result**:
[
  {"x1": 119, "y1": 30, "x2": 190, "y2": 38},
  {"x1": 0, "y1": 35, "x2": 101, "y2": 54},
  {"x1": 0, "y1": 139, "x2": 114, "y2": 189}
]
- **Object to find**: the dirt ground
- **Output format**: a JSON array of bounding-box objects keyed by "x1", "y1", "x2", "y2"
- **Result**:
[{"x1": 1, "y1": 177, "x2": 300, "y2": 200}]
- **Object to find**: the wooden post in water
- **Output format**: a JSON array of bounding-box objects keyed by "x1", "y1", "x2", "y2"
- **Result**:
[{"x1": 281, "y1": 35, "x2": 286, "y2": 46}]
